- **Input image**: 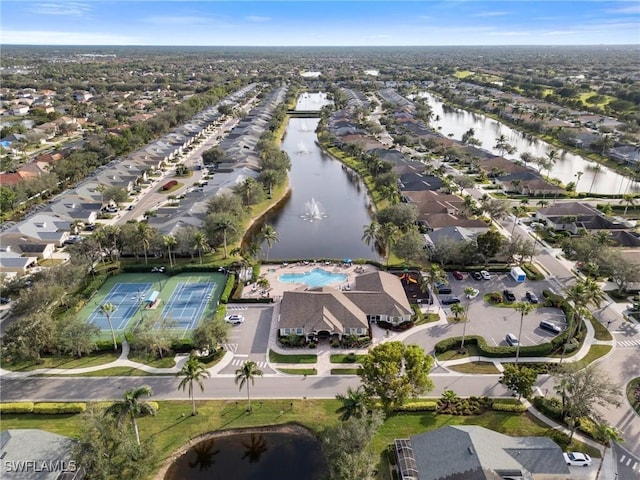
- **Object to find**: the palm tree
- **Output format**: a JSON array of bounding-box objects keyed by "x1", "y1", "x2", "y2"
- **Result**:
[
  {"x1": 574, "y1": 171, "x2": 584, "y2": 192},
  {"x1": 105, "y1": 385, "x2": 157, "y2": 445},
  {"x1": 96, "y1": 183, "x2": 106, "y2": 206},
  {"x1": 588, "y1": 164, "x2": 603, "y2": 194},
  {"x1": 163, "y1": 234, "x2": 177, "y2": 268},
  {"x1": 177, "y1": 352, "x2": 210, "y2": 416},
  {"x1": 192, "y1": 231, "x2": 210, "y2": 264},
  {"x1": 594, "y1": 422, "x2": 624, "y2": 480},
  {"x1": 461, "y1": 286, "x2": 477, "y2": 350},
  {"x1": 335, "y1": 386, "x2": 368, "y2": 421},
  {"x1": 212, "y1": 217, "x2": 236, "y2": 259},
  {"x1": 419, "y1": 264, "x2": 446, "y2": 311},
  {"x1": 450, "y1": 303, "x2": 465, "y2": 321},
  {"x1": 259, "y1": 224, "x2": 279, "y2": 260},
  {"x1": 361, "y1": 220, "x2": 381, "y2": 250},
  {"x1": 235, "y1": 360, "x2": 264, "y2": 412},
  {"x1": 239, "y1": 178, "x2": 258, "y2": 206},
  {"x1": 380, "y1": 222, "x2": 399, "y2": 265},
  {"x1": 514, "y1": 302, "x2": 533, "y2": 363},
  {"x1": 135, "y1": 222, "x2": 154, "y2": 265},
  {"x1": 621, "y1": 193, "x2": 637, "y2": 216},
  {"x1": 99, "y1": 302, "x2": 118, "y2": 351}
]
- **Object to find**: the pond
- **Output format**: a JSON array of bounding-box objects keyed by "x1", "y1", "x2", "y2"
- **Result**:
[
  {"x1": 417, "y1": 91, "x2": 637, "y2": 194},
  {"x1": 163, "y1": 425, "x2": 329, "y2": 480},
  {"x1": 255, "y1": 114, "x2": 381, "y2": 261}
]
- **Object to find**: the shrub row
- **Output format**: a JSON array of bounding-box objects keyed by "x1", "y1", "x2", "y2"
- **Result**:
[
  {"x1": 162, "y1": 180, "x2": 178, "y2": 191},
  {"x1": 395, "y1": 401, "x2": 438, "y2": 412},
  {"x1": 219, "y1": 274, "x2": 235, "y2": 304},
  {"x1": 492, "y1": 402, "x2": 527, "y2": 412},
  {"x1": 521, "y1": 262, "x2": 544, "y2": 281},
  {"x1": 434, "y1": 335, "x2": 555, "y2": 358},
  {"x1": 81, "y1": 274, "x2": 108, "y2": 300},
  {"x1": 437, "y1": 396, "x2": 493, "y2": 415},
  {"x1": 0, "y1": 402, "x2": 86, "y2": 414}
]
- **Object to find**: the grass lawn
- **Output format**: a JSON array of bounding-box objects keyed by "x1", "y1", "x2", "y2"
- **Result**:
[
  {"x1": 627, "y1": 377, "x2": 640, "y2": 415},
  {"x1": 277, "y1": 368, "x2": 317, "y2": 375},
  {"x1": 2, "y1": 351, "x2": 120, "y2": 372},
  {"x1": 588, "y1": 316, "x2": 613, "y2": 341},
  {"x1": 33, "y1": 367, "x2": 174, "y2": 377},
  {"x1": 436, "y1": 344, "x2": 482, "y2": 361},
  {"x1": 571, "y1": 345, "x2": 612, "y2": 370},
  {"x1": 331, "y1": 368, "x2": 360, "y2": 375},
  {"x1": 1, "y1": 400, "x2": 601, "y2": 479},
  {"x1": 128, "y1": 354, "x2": 176, "y2": 368},
  {"x1": 446, "y1": 362, "x2": 501, "y2": 374},
  {"x1": 454, "y1": 70, "x2": 474, "y2": 79},
  {"x1": 268, "y1": 349, "x2": 317, "y2": 364},
  {"x1": 330, "y1": 353, "x2": 367, "y2": 363}
]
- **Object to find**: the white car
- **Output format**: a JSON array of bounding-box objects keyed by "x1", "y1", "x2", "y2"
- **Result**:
[
  {"x1": 225, "y1": 314, "x2": 244, "y2": 325},
  {"x1": 465, "y1": 288, "x2": 479, "y2": 299},
  {"x1": 480, "y1": 270, "x2": 491, "y2": 280},
  {"x1": 563, "y1": 452, "x2": 592, "y2": 467}
]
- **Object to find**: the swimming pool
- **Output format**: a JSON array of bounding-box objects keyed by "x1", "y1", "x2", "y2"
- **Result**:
[{"x1": 279, "y1": 268, "x2": 347, "y2": 288}]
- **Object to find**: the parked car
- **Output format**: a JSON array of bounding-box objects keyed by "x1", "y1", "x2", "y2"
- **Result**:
[
  {"x1": 471, "y1": 271, "x2": 483, "y2": 281},
  {"x1": 563, "y1": 452, "x2": 592, "y2": 467},
  {"x1": 0, "y1": 297, "x2": 10, "y2": 305},
  {"x1": 539, "y1": 320, "x2": 562, "y2": 334},
  {"x1": 437, "y1": 284, "x2": 452, "y2": 294},
  {"x1": 225, "y1": 314, "x2": 244, "y2": 325},
  {"x1": 526, "y1": 291, "x2": 539, "y2": 304},
  {"x1": 480, "y1": 270, "x2": 491, "y2": 280},
  {"x1": 465, "y1": 288, "x2": 479, "y2": 299},
  {"x1": 503, "y1": 289, "x2": 516, "y2": 302},
  {"x1": 452, "y1": 271, "x2": 464, "y2": 280},
  {"x1": 505, "y1": 333, "x2": 519, "y2": 346},
  {"x1": 126, "y1": 205, "x2": 135, "y2": 210},
  {"x1": 440, "y1": 296, "x2": 461, "y2": 305}
]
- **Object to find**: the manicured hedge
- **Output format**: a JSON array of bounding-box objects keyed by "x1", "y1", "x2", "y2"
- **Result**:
[
  {"x1": 0, "y1": 402, "x2": 35, "y2": 413},
  {"x1": 33, "y1": 402, "x2": 87, "y2": 414},
  {"x1": 521, "y1": 262, "x2": 544, "y2": 281},
  {"x1": 81, "y1": 274, "x2": 108, "y2": 299},
  {"x1": 219, "y1": 274, "x2": 235, "y2": 304},
  {"x1": 395, "y1": 401, "x2": 438, "y2": 412},
  {"x1": 492, "y1": 402, "x2": 527, "y2": 412},
  {"x1": 434, "y1": 335, "x2": 555, "y2": 358}
]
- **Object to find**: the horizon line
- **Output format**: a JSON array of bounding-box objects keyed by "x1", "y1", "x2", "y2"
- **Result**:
[{"x1": 2, "y1": 43, "x2": 639, "y2": 48}]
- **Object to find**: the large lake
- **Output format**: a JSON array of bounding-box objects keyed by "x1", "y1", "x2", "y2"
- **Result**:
[
  {"x1": 257, "y1": 116, "x2": 381, "y2": 261},
  {"x1": 418, "y1": 92, "x2": 637, "y2": 194}
]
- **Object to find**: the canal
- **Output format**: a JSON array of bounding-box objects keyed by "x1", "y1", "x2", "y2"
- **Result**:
[{"x1": 418, "y1": 92, "x2": 636, "y2": 194}]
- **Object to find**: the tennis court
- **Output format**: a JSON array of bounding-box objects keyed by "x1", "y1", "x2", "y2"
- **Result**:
[
  {"x1": 162, "y1": 281, "x2": 215, "y2": 330},
  {"x1": 87, "y1": 282, "x2": 153, "y2": 330}
]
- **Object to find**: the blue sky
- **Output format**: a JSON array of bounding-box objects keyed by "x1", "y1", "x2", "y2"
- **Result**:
[{"x1": 1, "y1": 1, "x2": 639, "y2": 46}]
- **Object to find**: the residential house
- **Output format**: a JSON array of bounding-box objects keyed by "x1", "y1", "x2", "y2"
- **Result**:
[
  {"x1": 0, "y1": 250, "x2": 38, "y2": 276},
  {"x1": 494, "y1": 171, "x2": 565, "y2": 196},
  {"x1": 278, "y1": 271, "x2": 412, "y2": 340},
  {"x1": 395, "y1": 425, "x2": 570, "y2": 480},
  {"x1": 1, "y1": 429, "x2": 84, "y2": 480},
  {"x1": 535, "y1": 201, "x2": 627, "y2": 234}
]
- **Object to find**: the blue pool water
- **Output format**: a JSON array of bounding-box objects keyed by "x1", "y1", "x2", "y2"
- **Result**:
[{"x1": 279, "y1": 268, "x2": 347, "y2": 288}]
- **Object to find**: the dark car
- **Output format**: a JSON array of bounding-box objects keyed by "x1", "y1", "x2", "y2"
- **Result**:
[
  {"x1": 539, "y1": 320, "x2": 562, "y2": 334},
  {"x1": 471, "y1": 271, "x2": 483, "y2": 281},
  {"x1": 437, "y1": 285, "x2": 452, "y2": 294},
  {"x1": 452, "y1": 271, "x2": 464, "y2": 280},
  {"x1": 441, "y1": 296, "x2": 461, "y2": 305},
  {"x1": 526, "y1": 291, "x2": 539, "y2": 304},
  {"x1": 0, "y1": 297, "x2": 10, "y2": 305},
  {"x1": 503, "y1": 289, "x2": 516, "y2": 302}
]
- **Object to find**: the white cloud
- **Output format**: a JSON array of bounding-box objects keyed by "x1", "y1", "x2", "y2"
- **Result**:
[
  {"x1": 1, "y1": 30, "x2": 139, "y2": 45},
  {"x1": 33, "y1": 2, "x2": 91, "y2": 16},
  {"x1": 473, "y1": 11, "x2": 509, "y2": 18},
  {"x1": 542, "y1": 30, "x2": 578, "y2": 36},
  {"x1": 606, "y1": 4, "x2": 640, "y2": 15},
  {"x1": 143, "y1": 15, "x2": 211, "y2": 25},
  {"x1": 245, "y1": 15, "x2": 271, "y2": 22}
]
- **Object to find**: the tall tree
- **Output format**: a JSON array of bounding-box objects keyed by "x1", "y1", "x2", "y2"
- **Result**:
[
  {"x1": 380, "y1": 222, "x2": 399, "y2": 265},
  {"x1": 499, "y1": 364, "x2": 537, "y2": 399},
  {"x1": 514, "y1": 302, "x2": 533, "y2": 363},
  {"x1": 259, "y1": 224, "x2": 279, "y2": 260},
  {"x1": 335, "y1": 386, "x2": 369, "y2": 421},
  {"x1": 99, "y1": 302, "x2": 118, "y2": 351},
  {"x1": 358, "y1": 341, "x2": 434, "y2": 412},
  {"x1": 209, "y1": 214, "x2": 236, "y2": 259},
  {"x1": 554, "y1": 364, "x2": 622, "y2": 441},
  {"x1": 105, "y1": 385, "x2": 157, "y2": 445},
  {"x1": 621, "y1": 193, "x2": 637, "y2": 216},
  {"x1": 235, "y1": 360, "x2": 264, "y2": 412},
  {"x1": 134, "y1": 222, "x2": 154, "y2": 265},
  {"x1": 191, "y1": 230, "x2": 210, "y2": 264},
  {"x1": 163, "y1": 234, "x2": 177, "y2": 268},
  {"x1": 361, "y1": 221, "x2": 381, "y2": 251},
  {"x1": 419, "y1": 264, "x2": 446, "y2": 310},
  {"x1": 177, "y1": 352, "x2": 211, "y2": 416}
]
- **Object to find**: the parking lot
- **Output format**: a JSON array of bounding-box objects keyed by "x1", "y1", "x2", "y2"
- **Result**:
[{"x1": 436, "y1": 271, "x2": 567, "y2": 347}]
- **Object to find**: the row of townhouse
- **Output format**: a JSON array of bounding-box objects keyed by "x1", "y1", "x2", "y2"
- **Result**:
[{"x1": 0, "y1": 84, "x2": 266, "y2": 280}]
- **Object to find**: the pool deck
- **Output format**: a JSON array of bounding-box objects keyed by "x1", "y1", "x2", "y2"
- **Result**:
[{"x1": 241, "y1": 262, "x2": 374, "y2": 300}]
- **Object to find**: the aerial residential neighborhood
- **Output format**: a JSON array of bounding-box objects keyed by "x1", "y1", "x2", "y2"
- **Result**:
[{"x1": 1, "y1": 2, "x2": 640, "y2": 480}]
